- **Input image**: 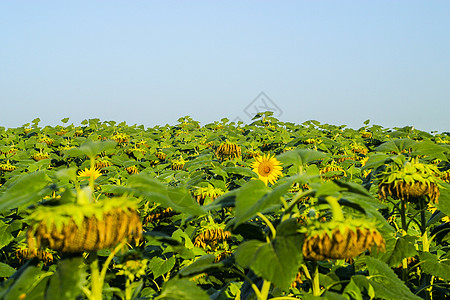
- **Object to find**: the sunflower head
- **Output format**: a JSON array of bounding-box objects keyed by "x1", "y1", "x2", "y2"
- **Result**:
[
  {"x1": 251, "y1": 153, "x2": 283, "y2": 185},
  {"x1": 78, "y1": 167, "x2": 102, "y2": 180},
  {"x1": 215, "y1": 142, "x2": 242, "y2": 160},
  {"x1": 377, "y1": 157, "x2": 442, "y2": 203},
  {"x1": 0, "y1": 160, "x2": 17, "y2": 172},
  {"x1": 302, "y1": 218, "x2": 385, "y2": 261},
  {"x1": 125, "y1": 165, "x2": 139, "y2": 175}
]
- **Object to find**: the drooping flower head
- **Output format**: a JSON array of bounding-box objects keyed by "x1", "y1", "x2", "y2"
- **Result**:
[{"x1": 251, "y1": 153, "x2": 283, "y2": 185}]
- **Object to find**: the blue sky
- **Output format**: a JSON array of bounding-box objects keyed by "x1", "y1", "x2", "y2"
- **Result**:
[{"x1": 1, "y1": 1, "x2": 449, "y2": 132}]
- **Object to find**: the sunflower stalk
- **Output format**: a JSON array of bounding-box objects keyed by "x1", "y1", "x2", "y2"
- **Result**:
[
  {"x1": 259, "y1": 280, "x2": 271, "y2": 300},
  {"x1": 257, "y1": 212, "x2": 276, "y2": 240},
  {"x1": 311, "y1": 261, "x2": 321, "y2": 296},
  {"x1": 89, "y1": 157, "x2": 96, "y2": 197},
  {"x1": 86, "y1": 241, "x2": 126, "y2": 300},
  {"x1": 325, "y1": 196, "x2": 344, "y2": 222}
]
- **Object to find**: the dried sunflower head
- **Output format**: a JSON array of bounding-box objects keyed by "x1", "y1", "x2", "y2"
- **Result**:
[
  {"x1": 27, "y1": 197, "x2": 142, "y2": 253},
  {"x1": 32, "y1": 152, "x2": 50, "y2": 161},
  {"x1": 111, "y1": 132, "x2": 129, "y2": 144},
  {"x1": 125, "y1": 165, "x2": 139, "y2": 174},
  {"x1": 360, "y1": 131, "x2": 373, "y2": 139},
  {"x1": 192, "y1": 184, "x2": 224, "y2": 205},
  {"x1": 320, "y1": 161, "x2": 346, "y2": 181},
  {"x1": 377, "y1": 157, "x2": 442, "y2": 203},
  {"x1": 0, "y1": 160, "x2": 17, "y2": 172},
  {"x1": 302, "y1": 218, "x2": 385, "y2": 261},
  {"x1": 215, "y1": 142, "x2": 242, "y2": 160},
  {"x1": 171, "y1": 156, "x2": 186, "y2": 170},
  {"x1": 155, "y1": 150, "x2": 167, "y2": 161}
]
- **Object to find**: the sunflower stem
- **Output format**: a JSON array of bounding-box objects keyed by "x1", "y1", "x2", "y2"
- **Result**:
[
  {"x1": 89, "y1": 157, "x2": 95, "y2": 197},
  {"x1": 259, "y1": 280, "x2": 271, "y2": 300},
  {"x1": 257, "y1": 212, "x2": 276, "y2": 240},
  {"x1": 311, "y1": 261, "x2": 320, "y2": 296},
  {"x1": 285, "y1": 189, "x2": 316, "y2": 215},
  {"x1": 89, "y1": 253, "x2": 102, "y2": 300},
  {"x1": 399, "y1": 199, "x2": 408, "y2": 233},
  {"x1": 399, "y1": 198, "x2": 409, "y2": 282},
  {"x1": 418, "y1": 197, "x2": 431, "y2": 253},
  {"x1": 325, "y1": 196, "x2": 344, "y2": 222}
]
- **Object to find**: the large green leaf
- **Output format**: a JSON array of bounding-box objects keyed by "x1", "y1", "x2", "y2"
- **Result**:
[
  {"x1": 376, "y1": 139, "x2": 417, "y2": 154},
  {"x1": 343, "y1": 278, "x2": 363, "y2": 300},
  {"x1": 419, "y1": 252, "x2": 450, "y2": 281},
  {"x1": 277, "y1": 149, "x2": 328, "y2": 171},
  {"x1": 0, "y1": 262, "x2": 15, "y2": 278},
  {"x1": 64, "y1": 140, "x2": 117, "y2": 158},
  {"x1": 0, "y1": 171, "x2": 52, "y2": 213},
  {"x1": 178, "y1": 254, "x2": 231, "y2": 278},
  {"x1": 155, "y1": 278, "x2": 210, "y2": 300},
  {"x1": 437, "y1": 183, "x2": 450, "y2": 217},
  {"x1": 364, "y1": 256, "x2": 421, "y2": 300},
  {"x1": 0, "y1": 220, "x2": 14, "y2": 250},
  {"x1": 1, "y1": 266, "x2": 53, "y2": 300},
  {"x1": 235, "y1": 219, "x2": 303, "y2": 290},
  {"x1": 149, "y1": 256, "x2": 176, "y2": 279},
  {"x1": 411, "y1": 140, "x2": 449, "y2": 161},
  {"x1": 45, "y1": 257, "x2": 85, "y2": 300},
  {"x1": 123, "y1": 174, "x2": 205, "y2": 217},
  {"x1": 232, "y1": 175, "x2": 307, "y2": 227},
  {"x1": 379, "y1": 235, "x2": 417, "y2": 268},
  {"x1": 233, "y1": 180, "x2": 271, "y2": 227},
  {"x1": 222, "y1": 166, "x2": 257, "y2": 178}
]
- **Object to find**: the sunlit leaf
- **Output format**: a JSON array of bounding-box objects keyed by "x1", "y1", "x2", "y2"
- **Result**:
[
  {"x1": 156, "y1": 278, "x2": 209, "y2": 300},
  {"x1": 0, "y1": 171, "x2": 52, "y2": 213}
]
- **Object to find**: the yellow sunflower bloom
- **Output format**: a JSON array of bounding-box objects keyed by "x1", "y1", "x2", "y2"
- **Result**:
[
  {"x1": 251, "y1": 154, "x2": 283, "y2": 185},
  {"x1": 78, "y1": 167, "x2": 102, "y2": 180}
]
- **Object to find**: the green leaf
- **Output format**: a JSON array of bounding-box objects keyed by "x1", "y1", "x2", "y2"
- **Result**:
[
  {"x1": 45, "y1": 257, "x2": 85, "y2": 300},
  {"x1": 362, "y1": 153, "x2": 390, "y2": 171},
  {"x1": 0, "y1": 262, "x2": 15, "y2": 278},
  {"x1": 235, "y1": 219, "x2": 303, "y2": 290},
  {"x1": 376, "y1": 139, "x2": 417, "y2": 154},
  {"x1": 233, "y1": 174, "x2": 309, "y2": 227},
  {"x1": 277, "y1": 149, "x2": 328, "y2": 170},
  {"x1": 0, "y1": 220, "x2": 14, "y2": 250},
  {"x1": 233, "y1": 180, "x2": 271, "y2": 227},
  {"x1": 343, "y1": 278, "x2": 363, "y2": 300},
  {"x1": 65, "y1": 140, "x2": 117, "y2": 159},
  {"x1": 1, "y1": 266, "x2": 52, "y2": 300},
  {"x1": 419, "y1": 252, "x2": 450, "y2": 281},
  {"x1": 411, "y1": 140, "x2": 449, "y2": 161},
  {"x1": 379, "y1": 235, "x2": 417, "y2": 268},
  {"x1": 313, "y1": 181, "x2": 345, "y2": 198},
  {"x1": 437, "y1": 183, "x2": 450, "y2": 217},
  {"x1": 365, "y1": 256, "x2": 421, "y2": 300},
  {"x1": 126, "y1": 175, "x2": 205, "y2": 217},
  {"x1": 156, "y1": 278, "x2": 210, "y2": 300},
  {"x1": 0, "y1": 171, "x2": 52, "y2": 213},
  {"x1": 184, "y1": 155, "x2": 214, "y2": 171},
  {"x1": 222, "y1": 166, "x2": 257, "y2": 178},
  {"x1": 178, "y1": 254, "x2": 222, "y2": 277},
  {"x1": 55, "y1": 167, "x2": 78, "y2": 183},
  {"x1": 149, "y1": 256, "x2": 176, "y2": 279}
]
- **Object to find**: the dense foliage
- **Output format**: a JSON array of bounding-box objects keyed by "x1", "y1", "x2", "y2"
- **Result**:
[{"x1": 0, "y1": 114, "x2": 449, "y2": 300}]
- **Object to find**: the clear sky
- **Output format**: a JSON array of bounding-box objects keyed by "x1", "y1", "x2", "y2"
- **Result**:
[{"x1": 1, "y1": 1, "x2": 449, "y2": 132}]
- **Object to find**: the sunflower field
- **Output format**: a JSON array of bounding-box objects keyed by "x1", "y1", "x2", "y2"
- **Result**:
[{"x1": 1, "y1": 113, "x2": 450, "y2": 300}]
